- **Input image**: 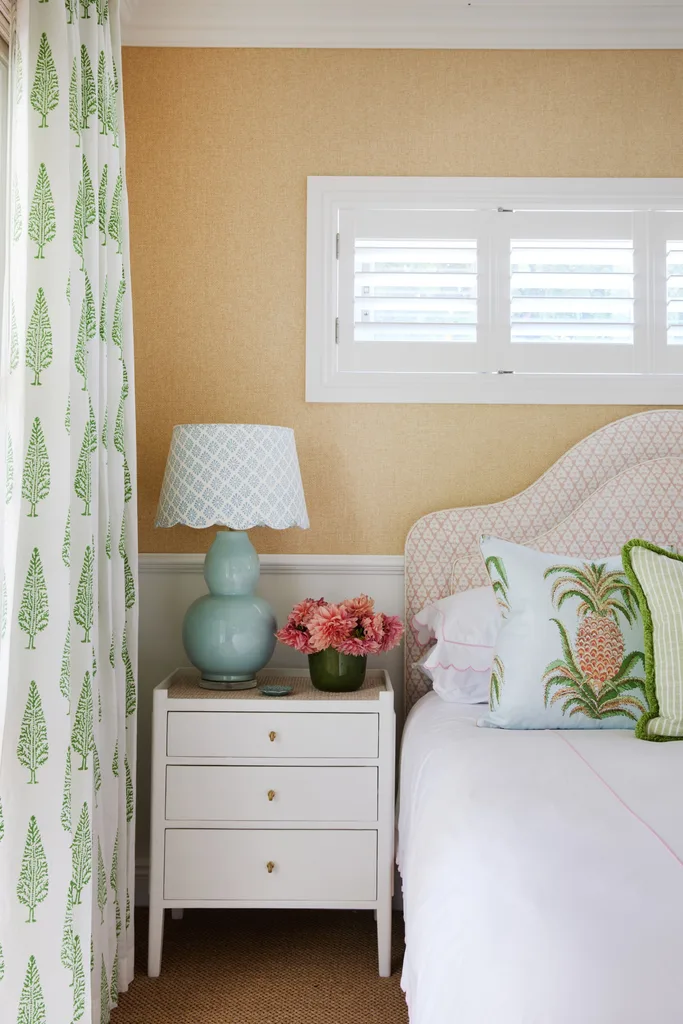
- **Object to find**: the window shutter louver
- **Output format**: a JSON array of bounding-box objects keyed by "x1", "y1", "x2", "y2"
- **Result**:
[{"x1": 0, "y1": 0, "x2": 10, "y2": 46}]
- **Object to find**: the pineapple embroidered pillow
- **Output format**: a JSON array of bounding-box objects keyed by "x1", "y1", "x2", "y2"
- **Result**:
[{"x1": 479, "y1": 537, "x2": 647, "y2": 730}]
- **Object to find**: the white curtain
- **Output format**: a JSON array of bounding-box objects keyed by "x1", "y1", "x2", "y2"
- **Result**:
[{"x1": 0, "y1": 0, "x2": 137, "y2": 1020}]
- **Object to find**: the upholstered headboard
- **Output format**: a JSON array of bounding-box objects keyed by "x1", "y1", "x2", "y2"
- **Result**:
[{"x1": 404, "y1": 410, "x2": 683, "y2": 712}]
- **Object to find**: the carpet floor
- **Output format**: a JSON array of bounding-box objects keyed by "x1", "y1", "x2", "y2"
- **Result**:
[{"x1": 115, "y1": 909, "x2": 409, "y2": 1024}]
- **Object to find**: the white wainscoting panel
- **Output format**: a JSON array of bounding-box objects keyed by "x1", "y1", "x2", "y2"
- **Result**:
[{"x1": 136, "y1": 552, "x2": 405, "y2": 898}]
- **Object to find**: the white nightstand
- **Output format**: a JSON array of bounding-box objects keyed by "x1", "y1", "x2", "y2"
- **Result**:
[{"x1": 148, "y1": 667, "x2": 396, "y2": 977}]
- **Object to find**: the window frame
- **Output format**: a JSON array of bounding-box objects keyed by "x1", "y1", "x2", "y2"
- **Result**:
[{"x1": 306, "y1": 176, "x2": 683, "y2": 404}]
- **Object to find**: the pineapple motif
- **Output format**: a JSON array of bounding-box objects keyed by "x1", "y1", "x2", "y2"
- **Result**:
[
  {"x1": 575, "y1": 614, "x2": 624, "y2": 685},
  {"x1": 542, "y1": 561, "x2": 646, "y2": 721}
]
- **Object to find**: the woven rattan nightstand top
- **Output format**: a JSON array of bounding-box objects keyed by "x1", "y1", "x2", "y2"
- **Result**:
[{"x1": 166, "y1": 666, "x2": 388, "y2": 702}]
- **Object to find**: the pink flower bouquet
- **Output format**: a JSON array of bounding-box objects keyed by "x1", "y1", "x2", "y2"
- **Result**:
[
  {"x1": 276, "y1": 595, "x2": 404, "y2": 656},
  {"x1": 276, "y1": 596, "x2": 404, "y2": 691}
]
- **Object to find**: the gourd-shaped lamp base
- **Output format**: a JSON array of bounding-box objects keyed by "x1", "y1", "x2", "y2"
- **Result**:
[{"x1": 182, "y1": 530, "x2": 276, "y2": 690}]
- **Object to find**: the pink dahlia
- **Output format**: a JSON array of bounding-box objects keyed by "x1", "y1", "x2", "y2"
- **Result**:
[
  {"x1": 274, "y1": 622, "x2": 317, "y2": 655},
  {"x1": 341, "y1": 594, "x2": 375, "y2": 619},
  {"x1": 377, "y1": 613, "x2": 404, "y2": 652},
  {"x1": 338, "y1": 634, "x2": 376, "y2": 657},
  {"x1": 288, "y1": 597, "x2": 326, "y2": 627},
  {"x1": 338, "y1": 613, "x2": 384, "y2": 656},
  {"x1": 308, "y1": 603, "x2": 355, "y2": 651},
  {"x1": 362, "y1": 614, "x2": 385, "y2": 648}
]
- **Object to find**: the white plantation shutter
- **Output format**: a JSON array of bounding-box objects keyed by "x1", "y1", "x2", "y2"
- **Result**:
[
  {"x1": 354, "y1": 239, "x2": 477, "y2": 343},
  {"x1": 649, "y1": 210, "x2": 683, "y2": 375},
  {"x1": 494, "y1": 210, "x2": 643, "y2": 375},
  {"x1": 666, "y1": 240, "x2": 683, "y2": 345},
  {"x1": 337, "y1": 208, "x2": 491, "y2": 373},
  {"x1": 510, "y1": 240, "x2": 634, "y2": 345},
  {"x1": 308, "y1": 177, "x2": 683, "y2": 403}
]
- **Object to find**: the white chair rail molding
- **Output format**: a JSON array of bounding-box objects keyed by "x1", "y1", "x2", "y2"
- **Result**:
[{"x1": 306, "y1": 175, "x2": 683, "y2": 404}]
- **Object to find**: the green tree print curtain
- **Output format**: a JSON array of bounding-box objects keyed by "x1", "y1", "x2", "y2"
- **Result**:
[{"x1": 0, "y1": 1, "x2": 137, "y2": 1021}]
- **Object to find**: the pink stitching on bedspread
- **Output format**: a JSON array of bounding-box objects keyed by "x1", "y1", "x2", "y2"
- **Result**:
[{"x1": 554, "y1": 732, "x2": 683, "y2": 870}]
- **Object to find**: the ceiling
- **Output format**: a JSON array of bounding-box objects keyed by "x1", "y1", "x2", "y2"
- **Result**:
[{"x1": 120, "y1": 1, "x2": 683, "y2": 49}]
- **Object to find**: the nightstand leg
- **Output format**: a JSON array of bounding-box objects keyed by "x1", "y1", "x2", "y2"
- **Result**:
[
  {"x1": 377, "y1": 852, "x2": 393, "y2": 977},
  {"x1": 376, "y1": 898, "x2": 391, "y2": 978},
  {"x1": 148, "y1": 901, "x2": 164, "y2": 977}
]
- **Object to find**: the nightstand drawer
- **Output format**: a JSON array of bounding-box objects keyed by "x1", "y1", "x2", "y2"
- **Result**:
[
  {"x1": 164, "y1": 829, "x2": 377, "y2": 902},
  {"x1": 165, "y1": 766, "x2": 378, "y2": 822},
  {"x1": 167, "y1": 711, "x2": 379, "y2": 759}
]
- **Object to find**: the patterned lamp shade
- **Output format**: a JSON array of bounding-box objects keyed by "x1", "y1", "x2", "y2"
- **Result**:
[{"x1": 155, "y1": 424, "x2": 309, "y2": 530}]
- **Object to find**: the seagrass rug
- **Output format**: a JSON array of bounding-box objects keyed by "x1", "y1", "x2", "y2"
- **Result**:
[{"x1": 115, "y1": 909, "x2": 409, "y2": 1024}]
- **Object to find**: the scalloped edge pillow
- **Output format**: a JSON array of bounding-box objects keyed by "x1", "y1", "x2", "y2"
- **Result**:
[
  {"x1": 479, "y1": 536, "x2": 647, "y2": 730},
  {"x1": 412, "y1": 587, "x2": 501, "y2": 703},
  {"x1": 622, "y1": 539, "x2": 683, "y2": 742}
]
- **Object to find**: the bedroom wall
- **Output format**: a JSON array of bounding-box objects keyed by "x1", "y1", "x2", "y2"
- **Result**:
[
  {"x1": 122, "y1": 47, "x2": 680, "y2": 558},
  {"x1": 123, "y1": 47, "x2": 681, "y2": 885}
]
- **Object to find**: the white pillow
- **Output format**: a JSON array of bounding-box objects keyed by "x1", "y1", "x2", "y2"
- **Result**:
[{"x1": 412, "y1": 587, "x2": 502, "y2": 703}]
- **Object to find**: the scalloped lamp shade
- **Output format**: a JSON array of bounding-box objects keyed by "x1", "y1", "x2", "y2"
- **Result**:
[
  {"x1": 155, "y1": 424, "x2": 309, "y2": 690},
  {"x1": 155, "y1": 423, "x2": 309, "y2": 530}
]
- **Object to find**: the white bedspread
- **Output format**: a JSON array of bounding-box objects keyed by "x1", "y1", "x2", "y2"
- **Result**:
[{"x1": 397, "y1": 692, "x2": 683, "y2": 1024}]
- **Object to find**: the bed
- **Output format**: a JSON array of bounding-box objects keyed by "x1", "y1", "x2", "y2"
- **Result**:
[{"x1": 398, "y1": 409, "x2": 683, "y2": 1024}]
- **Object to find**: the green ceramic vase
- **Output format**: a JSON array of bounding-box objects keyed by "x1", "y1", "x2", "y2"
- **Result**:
[{"x1": 308, "y1": 649, "x2": 367, "y2": 692}]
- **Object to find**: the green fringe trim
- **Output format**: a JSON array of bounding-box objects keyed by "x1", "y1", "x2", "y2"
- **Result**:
[{"x1": 622, "y1": 538, "x2": 683, "y2": 743}]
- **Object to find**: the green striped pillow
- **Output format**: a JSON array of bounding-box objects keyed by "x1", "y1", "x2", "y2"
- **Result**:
[{"x1": 623, "y1": 539, "x2": 683, "y2": 742}]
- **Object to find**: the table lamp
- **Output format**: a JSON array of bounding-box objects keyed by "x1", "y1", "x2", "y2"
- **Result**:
[{"x1": 155, "y1": 424, "x2": 309, "y2": 689}]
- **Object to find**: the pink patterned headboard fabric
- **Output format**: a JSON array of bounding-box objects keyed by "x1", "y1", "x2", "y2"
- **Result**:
[{"x1": 404, "y1": 410, "x2": 683, "y2": 711}]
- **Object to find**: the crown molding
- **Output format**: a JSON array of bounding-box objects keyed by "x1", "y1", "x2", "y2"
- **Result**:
[
  {"x1": 139, "y1": 552, "x2": 405, "y2": 577},
  {"x1": 121, "y1": 3, "x2": 683, "y2": 49}
]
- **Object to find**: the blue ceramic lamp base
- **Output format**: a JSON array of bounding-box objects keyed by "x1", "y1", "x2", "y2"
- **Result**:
[{"x1": 182, "y1": 530, "x2": 277, "y2": 691}]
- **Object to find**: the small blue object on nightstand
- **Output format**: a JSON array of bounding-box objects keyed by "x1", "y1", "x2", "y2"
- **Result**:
[{"x1": 259, "y1": 684, "x2": 294, "y2": 697}]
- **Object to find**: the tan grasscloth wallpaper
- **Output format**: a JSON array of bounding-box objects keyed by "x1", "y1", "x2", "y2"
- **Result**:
[{"x1": 122, "y1": 48, "x2": 681, "y2": 555}]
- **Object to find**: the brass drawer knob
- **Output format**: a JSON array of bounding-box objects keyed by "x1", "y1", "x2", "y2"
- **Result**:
[
  {"x1": 269, "y1": 731, "x2": 276, "y2": 742},
  {"x1": 267, "y1": 790, "x2": 276, "y2": 802},
  {"x1": 266, "y1": 861, "x2": 275, "y2": 874}
]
